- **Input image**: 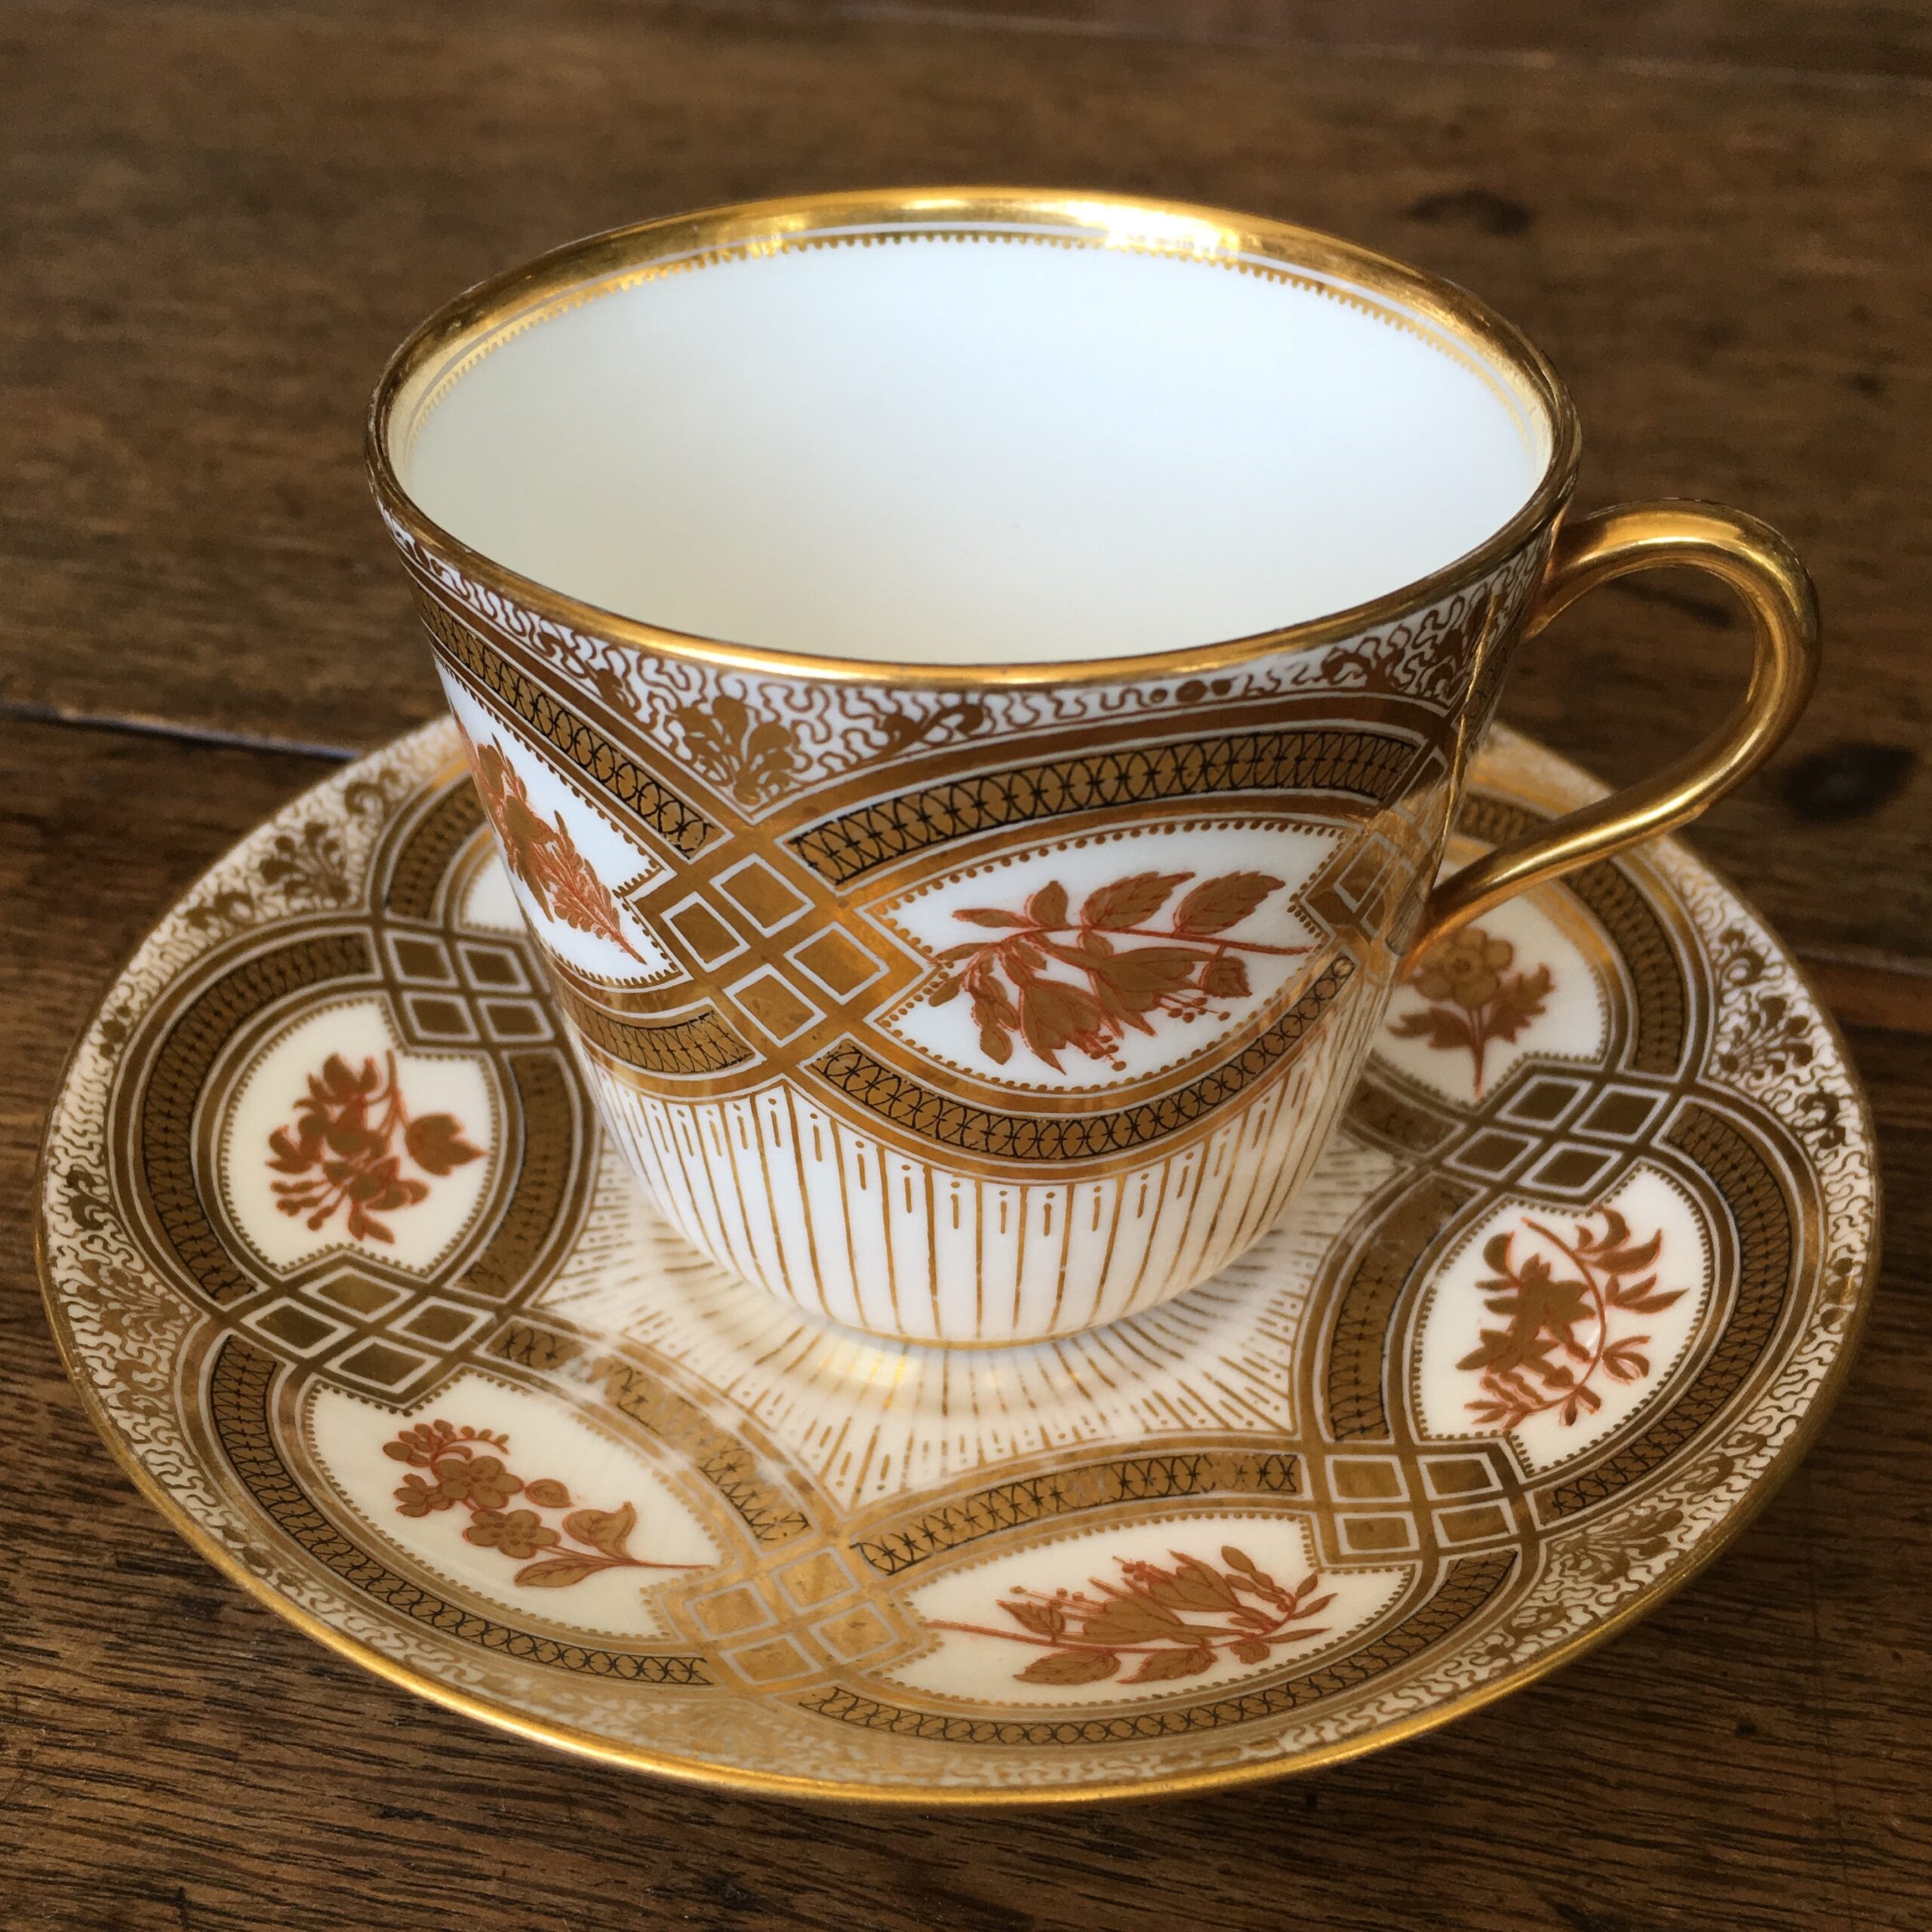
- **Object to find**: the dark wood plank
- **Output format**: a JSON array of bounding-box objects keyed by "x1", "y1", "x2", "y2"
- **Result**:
[
  {"x1": 2, "y1": 2, "x2": 1930, "y2": 963},
  {"x1": 767, "y1": 0, "x2": 1932, "y2": 83},
  {"x1": 1802, "y1": 949, "x2": 1932, "y2": 1036},
  {"x1": 2, "y1": 715, "x2": 1928, "y2": 1930}
]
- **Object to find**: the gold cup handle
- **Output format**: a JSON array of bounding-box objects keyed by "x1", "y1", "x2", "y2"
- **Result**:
[{"x1": 1410, "y1": 501, "x2": 1820, "y2": 958}]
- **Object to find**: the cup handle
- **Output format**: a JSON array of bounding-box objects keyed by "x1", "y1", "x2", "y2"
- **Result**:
[{"x1": 1407, "y1": 500, "x2": 1820, "y2": 959}]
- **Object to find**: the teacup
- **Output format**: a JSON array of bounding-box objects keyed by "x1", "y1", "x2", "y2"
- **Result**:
[{"x1": 368, "y1": 189, "x2": 1816, "y2": 1346}]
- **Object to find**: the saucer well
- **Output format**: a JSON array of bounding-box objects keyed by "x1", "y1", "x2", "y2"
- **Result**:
[{"x1": 37, "y1": 719, "x2": 1877, "y2": 1804}]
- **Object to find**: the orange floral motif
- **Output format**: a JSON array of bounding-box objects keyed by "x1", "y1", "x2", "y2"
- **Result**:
[
  {"x1": 928, "y1": 1547, "x2": 1332, "y2": 1685},
  {"x1": 1389, "y1": 923, "x2": 1552, "y2": 1094},
  {"x1": 267, "y1": 1051, "x2": 481, "y2": 1243},
  {"x1": 467, "y1": 736, "x2": 647, "y2": 961},
  {"x1": 928, "y1": 871, "x2": 1307, "y2": 1072},
  {"x1": 385, "y1": 1420, "x2": 701, "y2": 1589},
  {"x1": 1459, "y1": 1208, "x2": 1684, "y2": 1429}
]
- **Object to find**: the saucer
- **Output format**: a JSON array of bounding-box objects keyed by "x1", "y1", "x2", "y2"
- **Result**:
[{"x1": 37, "y1": 718, "x2": 1877, "y2": 1804}]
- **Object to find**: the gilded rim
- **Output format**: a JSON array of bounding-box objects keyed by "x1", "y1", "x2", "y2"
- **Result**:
[{"x1": 368, "y1": 186, "x2": 1581, "y2": 690}]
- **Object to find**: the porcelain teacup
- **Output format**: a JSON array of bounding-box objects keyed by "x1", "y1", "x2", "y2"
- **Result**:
[{"x1": 369, "y1": 188, "x2": 1815, "y2": 1344}]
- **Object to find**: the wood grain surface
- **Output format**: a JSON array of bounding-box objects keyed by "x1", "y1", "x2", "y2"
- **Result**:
[
  {"x1": 5, "y1": 0, "x2": 1930, "y2": 963},
  {"x1": 3, "y1": 4, "x2": 1930, "y2": 1927},
  {"x1": 774, "y1": 0, "x2": 1932, "y2": 82}
]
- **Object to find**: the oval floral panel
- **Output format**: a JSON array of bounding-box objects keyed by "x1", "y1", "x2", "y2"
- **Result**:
[{"x1": 37, "y1": 718, "x2": 1876, "y2": 1803}]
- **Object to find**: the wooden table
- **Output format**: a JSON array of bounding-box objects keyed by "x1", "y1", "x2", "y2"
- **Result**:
[{"x1": 5, "y1": 4, "x2": 1929, "y2": 1925}]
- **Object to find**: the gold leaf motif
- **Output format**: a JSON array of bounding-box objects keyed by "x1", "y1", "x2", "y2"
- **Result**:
[
  {"x1": 1124, "y1": 1644, "x2": 1216, "y2": 1684},
  {"x1": 1016, "y1": 1649, "x2": 1120, "y2": 1686},
  {"x1": 514, "y1": 1556, "x2": 610, "y2": 1589}
]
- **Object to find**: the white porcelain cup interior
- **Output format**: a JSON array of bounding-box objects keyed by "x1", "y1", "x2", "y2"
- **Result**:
[{"x1": 395, "y1": 219, "x2": 1554, "y2": 665}]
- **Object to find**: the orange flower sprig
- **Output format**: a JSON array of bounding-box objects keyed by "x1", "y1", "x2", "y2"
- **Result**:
[
  {"x1": 1459, "y1": 1208, "x2": 1684, "y2": 1429},
  {"x1": 468, "y1": 736, "x2": 647, "y2": 961},
  {"x1": 385, "y1": 1419, "x2": 701, "y2": 1589},
  {"x1": 1389, "y1": 924, "x2": 1552, "y2": 1095},
  {"x1": 930, "y1": 1546, "x2": 1332, "y2": 1686},
  {"x1": 928, "y1": 869, "x2": 1305, "y2": 1072},
  {"x1": 267, "y1": 1051, "x2": 481, "y2": 1244}
]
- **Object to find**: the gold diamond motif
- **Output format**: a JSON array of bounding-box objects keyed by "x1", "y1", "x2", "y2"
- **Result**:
[
  {"x1": 1331, "y1": 1457, "x2": 1404, "y2": 1500},
  {"x1": 790, "y1": 930, "x2": 882, "y2": 998},
  {"x1": 694, "y1": 1585, "x2": 770, "y2": 1636},
  {"x1": 1340, "y1": 1515, "x2": 1417, "y2": 1554},
  {"x1": 1422, "y1": 1455, "x2": 1496, "y2": 1498},
  {"x1": 251, "y1": 1304, "x2": 340, "y2": 1352},
  {"x1": 725, "y1": 1636, "x2": 814, "y2": 1684},
  {"x1": 314, "y1": 1272, "x2": 401, "y2": 1316},
  {"x1": 390, "y1": 935, "x2": 452, "y2": 981},
  {"x1": 335, "y1": 1340, "x2": 429, "y2": 1388},
  {"x1": 718, "y1": 861, "x2": 809, "y2": 931},
  {"x1": 734, "y1": 972, "x2": 819, "y2": 1042},
  {"x1": 669, "y1": 902, "x2": 742, "y2": 964},
  {"x1": 398, "y1": 1303, "x2": 475, "y2": 1344},
  {"x1": 777, "y1": 1549, "x2": 851, "y2": 1607},
  {"x1": 1437, "y1": 1503, "x2": 1512, "y2": 1543},
  {"x1": 404, "y1": 994, "x2": 474, "y2": 1039},
  {"x1": 813, "y1": 1604, "x2": 894, "y2": 1662}
]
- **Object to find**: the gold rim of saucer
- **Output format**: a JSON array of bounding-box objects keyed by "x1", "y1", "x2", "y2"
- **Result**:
[{"x1": 367, "y1": 186, "x2": 1581, "y2": 691}]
